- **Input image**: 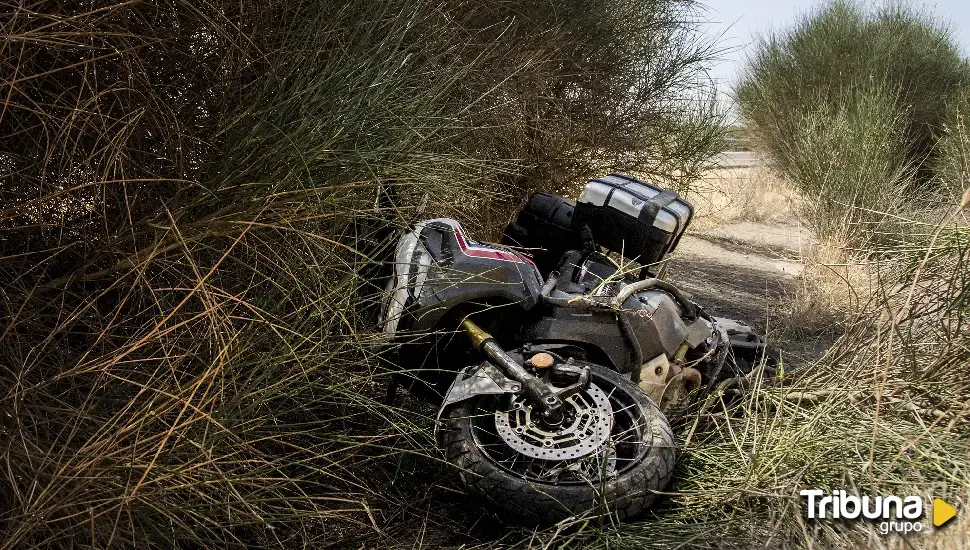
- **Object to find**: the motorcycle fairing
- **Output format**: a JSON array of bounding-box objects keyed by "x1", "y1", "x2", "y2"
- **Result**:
[{"x1": 382, "y1": 218, "x2": 543, "y2": 336}]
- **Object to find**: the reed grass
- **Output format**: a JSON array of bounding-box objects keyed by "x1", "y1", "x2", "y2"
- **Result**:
[{"x1": 0, "y1": 1, "x2": 723, "y2": 547}]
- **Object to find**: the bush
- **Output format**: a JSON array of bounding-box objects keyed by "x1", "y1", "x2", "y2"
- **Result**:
[
  {"x1": 783, "y1": 87, "x2": 914, "y2": 244},
  {"x1": 0, "y1": 1, "x2": 722, "y2": 547},
  {"x1": 735, "y1": 1, "x2": 970, "y2": 246},
  {"x1": 737, "y1": 1, "x2": 970, "y2": 176},
  {"x1": 935, "y1": 89, "x2": 970, "y2": 197}
]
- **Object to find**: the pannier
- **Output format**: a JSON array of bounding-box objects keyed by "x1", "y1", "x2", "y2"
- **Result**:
[{"x1": 572, "y1": 174, "x2": 692, "y2": 266}]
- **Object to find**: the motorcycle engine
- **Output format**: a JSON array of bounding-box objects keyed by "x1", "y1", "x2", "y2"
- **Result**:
[
  {"x1": 571, "y1": 253, "x2": 709, "y2": 361},
  {"x1": 621, "y1": 289, "x2": 692, "y2": 358}
]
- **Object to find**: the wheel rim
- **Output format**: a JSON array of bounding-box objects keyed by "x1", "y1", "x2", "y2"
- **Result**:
[
  {"x1": 493, "y1": 384, "x2": 614, "y2": 461},
  {"x1": 468, "y1": 368, "x2": 650, "y2": 485}
]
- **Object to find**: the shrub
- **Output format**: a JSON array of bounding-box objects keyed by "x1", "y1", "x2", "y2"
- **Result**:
[
  {"x1": 935, "y1": 89, "x2": 970, "y2": 197},
  {"x1": 737, "y1": 1, "x2": 970, "y2": 177},
  {"x1": 783, "y1": 87, "x2": 913, "y2": 244},
  {"x1": 735, "y1": 1, "x2": 970, "y2": 246},
  {"x1": 0, "y1": 1, "x2": 721, "y2": 547}
]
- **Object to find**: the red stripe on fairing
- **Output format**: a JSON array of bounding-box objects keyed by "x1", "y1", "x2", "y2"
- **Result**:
[{"x1": 453, "y1": 227, "x2": 535, "y2": 266}]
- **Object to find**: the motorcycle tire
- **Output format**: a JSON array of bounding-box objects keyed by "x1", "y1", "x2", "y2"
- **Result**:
[{"x1": 438, "y1": 362, "x2": 676, "y2": 525}]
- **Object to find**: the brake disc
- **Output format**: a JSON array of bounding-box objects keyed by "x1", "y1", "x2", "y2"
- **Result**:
[{"x1": 493, "y1": 383, "x2": 614, "y2": 461}]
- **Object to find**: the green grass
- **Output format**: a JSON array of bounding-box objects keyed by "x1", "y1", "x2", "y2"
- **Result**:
[{"x1": 782, "y1": 87, "x2": 914, "y2": 245}]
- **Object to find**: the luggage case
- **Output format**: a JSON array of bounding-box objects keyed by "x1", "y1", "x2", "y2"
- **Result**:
[
  {"x1": 501, "y1": 192, "x2": 580, "y2": 276},
  {"x1": 572, "y1": 174, "x2": 693, "y2": 266}
]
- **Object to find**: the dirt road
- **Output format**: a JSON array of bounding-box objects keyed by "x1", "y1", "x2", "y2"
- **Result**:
[
  {"x1": 711, "y1": 151, "x2": 762, "y2": 168},
  {"x1": 666, "y1": 224, "x2": 808, "y2": 324},
  {"x1": 664, "y1": 167, "x2": 836, "y2": 367}
]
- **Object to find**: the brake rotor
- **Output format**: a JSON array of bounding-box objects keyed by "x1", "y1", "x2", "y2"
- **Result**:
[{"x1": 494, "y1": 383, "x2": 614, "y2": 461}]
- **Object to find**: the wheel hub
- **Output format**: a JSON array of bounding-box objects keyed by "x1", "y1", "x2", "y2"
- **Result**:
[{"x1": 494, "y1": 383, "x2": 613, "y2": 461}]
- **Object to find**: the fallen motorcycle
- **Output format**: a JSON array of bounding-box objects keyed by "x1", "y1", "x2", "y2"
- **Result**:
[{"x1": 380, "y1": 174, "x2": 776, "y2": 524}]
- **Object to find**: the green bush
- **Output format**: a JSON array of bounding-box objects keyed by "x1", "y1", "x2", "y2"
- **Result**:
[
  {"x1": 935, "y1": 89, "x2": 970, "y2": 199},
  {"x1": 735, "y1": 1, "x2": 970, "y2": 245},
  {"x1": 737, "y1": 1, "x2": 970, "y2": 175},
  {"x1": 783, "y1": 87, "x2": 913, "y2": 243},
  {"x1": 0, "y1": 1, "x2": 721, "y2": 547}
]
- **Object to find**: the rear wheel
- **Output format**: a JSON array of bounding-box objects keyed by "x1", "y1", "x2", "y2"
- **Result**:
[{"x1": 439, "y1": 362, "x2": 675, "y2": 525}]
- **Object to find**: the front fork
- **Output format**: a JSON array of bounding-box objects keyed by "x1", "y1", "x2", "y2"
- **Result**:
[
  {"x1": 432, "y1": 318, "x2": 590, "y2": 427},
  {"x1": 458, "y1": 318, "x2": 567, "y2": 418}
]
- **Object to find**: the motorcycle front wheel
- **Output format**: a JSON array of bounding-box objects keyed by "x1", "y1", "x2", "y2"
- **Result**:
[{"x1": 438, "y1": 362, "x2": 675, "y2": 525}]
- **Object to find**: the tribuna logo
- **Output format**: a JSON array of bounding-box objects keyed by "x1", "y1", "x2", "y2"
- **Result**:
[{"x1": 801, "y1": 490, "x2": 924, "y2": 534}]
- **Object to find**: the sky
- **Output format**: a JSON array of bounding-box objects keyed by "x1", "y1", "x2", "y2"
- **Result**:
[{"x1": 702, "y1": 0, "x2": 970, "y2": 114}]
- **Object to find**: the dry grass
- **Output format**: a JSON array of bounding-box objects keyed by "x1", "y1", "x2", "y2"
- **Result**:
[
  {"x1": 775, "y1": 241, "x2": 876, "y2": 339},
  {"x1": 0, "y1": 1, "x2": 726, "y2": 547},
  {"x1": 683, "y1": 165, "x2": 877, "y2": 341},
  {"x1": 686, "y1": 166, "x2": 798, "y2": 230}
]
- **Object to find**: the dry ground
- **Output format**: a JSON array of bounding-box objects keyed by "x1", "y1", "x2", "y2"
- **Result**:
[{"x1": 664, "y1": 165, "x2": 847, "y2": 367}]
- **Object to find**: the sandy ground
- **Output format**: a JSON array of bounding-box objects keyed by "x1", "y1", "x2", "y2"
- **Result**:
[{"x1": 664, "y1": 164, "x2": 839, "y2": 367}]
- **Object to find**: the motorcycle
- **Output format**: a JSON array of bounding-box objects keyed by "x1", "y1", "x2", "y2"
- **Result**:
[{"x1": 379, "y1": 174, "x2": 776, "y2": 524}]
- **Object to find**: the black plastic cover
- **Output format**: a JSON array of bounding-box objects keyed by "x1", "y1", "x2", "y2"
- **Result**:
[{"x1": 501, "y1": 193, "x2": 581, "y2": 277}]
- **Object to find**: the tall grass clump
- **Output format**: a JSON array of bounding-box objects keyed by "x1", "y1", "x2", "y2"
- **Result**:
[
  {"x1": 935, "y1": 90, "x2": 970, "y2": 196},
  {"x1": 0, "y1": 1, "x2": 722, "y2": 547},
  {"x1": 783, "y1": 88, "x2": 914, "y2": 243},
  {"x1": 738, "y1": 0, "x2": 970, "y2": 175},
  {"x1": 736, "y1": 1, "x2": 970, "y2": 245}
]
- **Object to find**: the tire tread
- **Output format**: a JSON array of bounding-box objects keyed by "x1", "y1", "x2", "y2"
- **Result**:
[{"x1": 440, "y1": 364, "x2": 676, "y2": 525}]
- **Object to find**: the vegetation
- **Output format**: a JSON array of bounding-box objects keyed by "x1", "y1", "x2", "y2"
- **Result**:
[
  {"x1": 0, "y1": 0, "x2": 723, "y2": 547},
  {"x1": 935, "y1": 89, "x2": 970, "y2": 195},
  {"x1": 698, "y1": 2, "x2": 970, "y2": 548},
  {"x1": 721, "y1": 124, "x2": 753, "y2": 151},
  {"x1": 569, "y1": 15, "x2": 970, "y2": 542},
  {"x1": 586, "y1": 195, "x2": 970, "y2": 549},
  {"x1": 736, "y1": 0, "x2": 970, "y2": 244},
  {"x1": 4, "y1": 0, "x2": 967, "y2": 548}
]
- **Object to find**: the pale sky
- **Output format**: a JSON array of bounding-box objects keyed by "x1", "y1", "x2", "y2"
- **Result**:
[{"x1": 703, "y1": 0, "x2": 970, "y2": 114}]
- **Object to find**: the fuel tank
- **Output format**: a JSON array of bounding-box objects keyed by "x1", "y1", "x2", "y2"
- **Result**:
[{"x1": 521, "y1": 252, "x2": 690, "y2": 372}]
